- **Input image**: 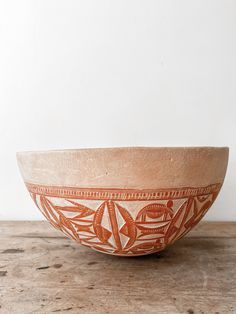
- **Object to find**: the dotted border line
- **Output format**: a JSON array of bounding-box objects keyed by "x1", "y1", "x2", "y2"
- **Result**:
[{"x1": 25, "y1": 183, "x2": 222, "y2": 201}]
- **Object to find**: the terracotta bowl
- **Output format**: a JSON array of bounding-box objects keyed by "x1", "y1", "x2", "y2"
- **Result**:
[{"x1": 17, "y1": 147, "x2": 229, "y2": 256}]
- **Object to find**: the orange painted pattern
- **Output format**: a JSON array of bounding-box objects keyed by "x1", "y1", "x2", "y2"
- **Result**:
[{"x1": 26, "y1": 183, "x2": 221, "y2": 256}]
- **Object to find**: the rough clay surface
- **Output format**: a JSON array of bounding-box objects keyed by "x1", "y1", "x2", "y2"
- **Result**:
[{"x1": 17, "y1": 147, "x2": 229, "y2": 188}]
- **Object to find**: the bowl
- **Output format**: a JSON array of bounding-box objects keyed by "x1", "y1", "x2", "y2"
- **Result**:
[{"x1": 17, "y1": 147, "x2": 229, "y2": 256}]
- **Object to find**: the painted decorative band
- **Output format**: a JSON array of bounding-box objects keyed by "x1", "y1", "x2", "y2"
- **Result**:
[{"x1": 25, "y1": 182, "x2": 222, "y2": 201}]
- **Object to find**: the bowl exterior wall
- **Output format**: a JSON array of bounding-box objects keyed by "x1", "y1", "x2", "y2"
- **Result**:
[
  {"x1": 17, "y1": 147, "x2": 229, "y2": 256},
  {"x1": 26, "y1": 183, "x2": 221, "y2": 256},
  {"x1": 17, "y1": 147, "x2": 229, "y2": 189}
]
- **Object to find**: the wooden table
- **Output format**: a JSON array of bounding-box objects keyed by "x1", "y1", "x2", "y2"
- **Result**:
[{"x1": 0, "y1": 222, "x2": 236, "y2": 314}]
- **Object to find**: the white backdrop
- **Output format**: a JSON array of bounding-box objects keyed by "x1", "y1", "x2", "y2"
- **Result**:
[{"x1": 0, "y1": 0, "x2": 235, "y2": 220}]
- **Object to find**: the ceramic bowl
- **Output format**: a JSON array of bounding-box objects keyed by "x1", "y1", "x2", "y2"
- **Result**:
[{"x1": 17, "y1": 147, "x2": 229, "y2": 256}]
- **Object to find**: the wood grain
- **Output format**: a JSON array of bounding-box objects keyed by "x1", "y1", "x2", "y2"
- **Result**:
[{"x1": 0, "y1": 221, "x2": 235, "y2": 314}]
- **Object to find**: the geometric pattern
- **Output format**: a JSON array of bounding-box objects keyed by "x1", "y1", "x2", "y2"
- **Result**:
[{"x1": 26, "y1": 183, "x2": 221, "y2": 256}]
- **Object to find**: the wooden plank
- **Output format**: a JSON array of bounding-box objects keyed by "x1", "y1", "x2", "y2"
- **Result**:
[{"x1": 0, "y1": 221, "x2": 236, "y2": 314}]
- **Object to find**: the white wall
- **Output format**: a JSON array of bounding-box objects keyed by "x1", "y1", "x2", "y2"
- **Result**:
[{"x1": 0, "y1": 0, "x2": 235, "y2": 220}]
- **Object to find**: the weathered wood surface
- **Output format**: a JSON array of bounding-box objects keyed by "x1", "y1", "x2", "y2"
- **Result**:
[{"x1": 0, "y1": 221, "x2": 236, "y2": 314}]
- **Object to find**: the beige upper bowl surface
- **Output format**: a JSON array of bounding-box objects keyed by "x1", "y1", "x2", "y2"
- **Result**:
[{"x1": 17, "y1": 147, "x2": 229, "y2": 188}]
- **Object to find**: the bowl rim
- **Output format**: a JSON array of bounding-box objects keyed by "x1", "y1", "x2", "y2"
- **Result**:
[{"x1": 16, "y1": 146, "x2": 229, "y2": 155}]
